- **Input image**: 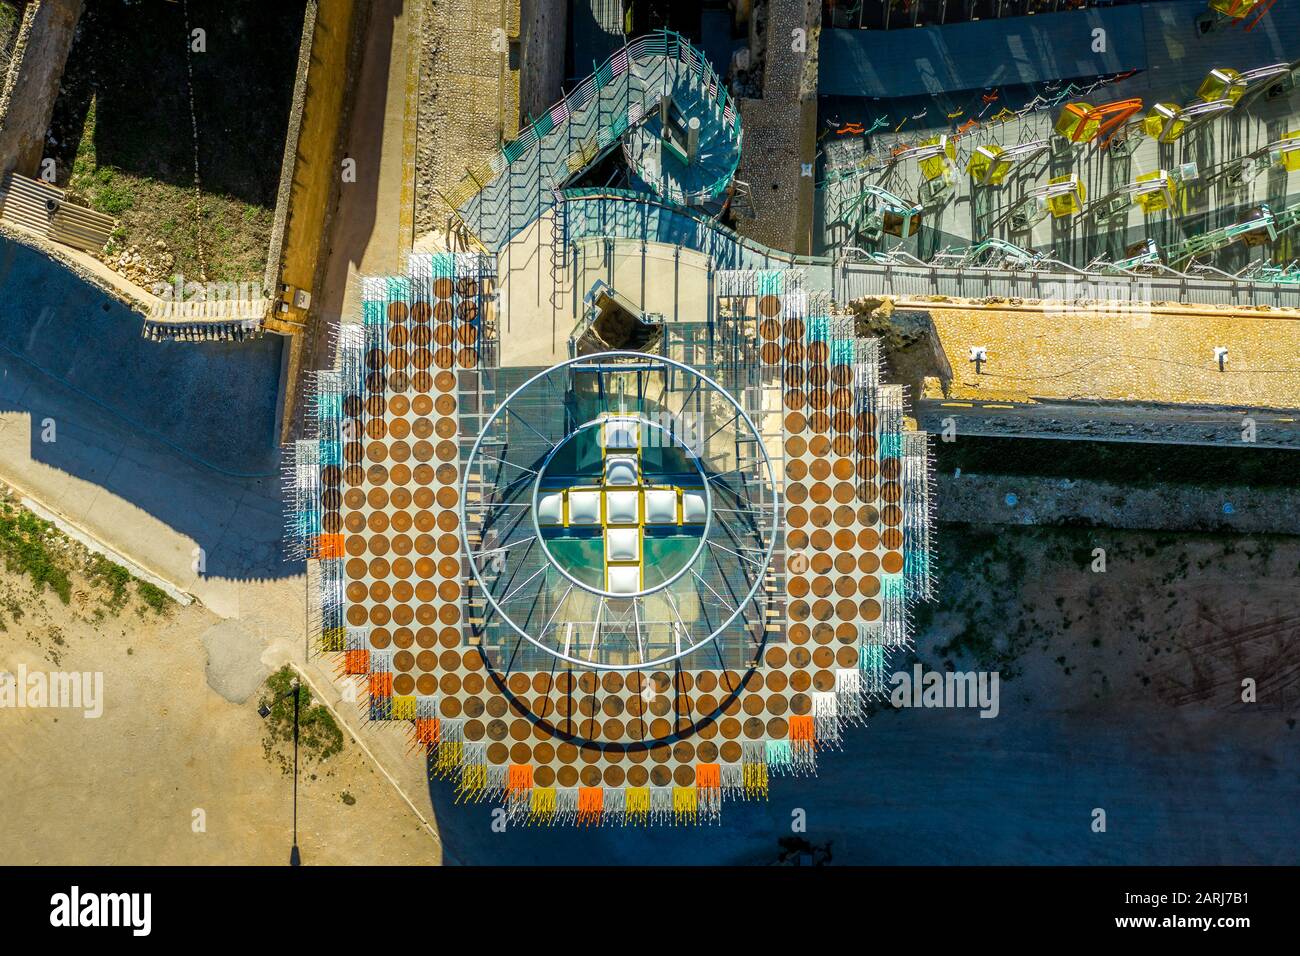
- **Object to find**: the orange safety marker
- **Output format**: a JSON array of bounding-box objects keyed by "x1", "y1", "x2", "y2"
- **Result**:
[
  {"x1": 790, "y1": 714, "x2": 815, "y2": 742},
  {"x1": 414, "y1": 717, "x2": 441, "y2": 746},
  {"x1": 696, "y1": 763, "x2": 721, "y2": 791},
  {"x1": 577, "y1": 786, "x2": 604, "y2": 823},
  {"x1": 344, "y1": 649, "x2": 369, "y2": 675},
  {"x1": 314, "y1": 534, "x2": 345, "y2": 559},
  {"x1": 506, "y1": 763, "x2": 534, "y2": 794}
]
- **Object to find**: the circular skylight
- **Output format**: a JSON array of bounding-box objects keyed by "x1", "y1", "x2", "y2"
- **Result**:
[{"x1": 461, "y1": 352, "x2": 778, "y2": 670}]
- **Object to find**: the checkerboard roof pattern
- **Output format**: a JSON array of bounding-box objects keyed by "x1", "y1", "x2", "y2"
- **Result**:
[{"x1": 287, "y1": 259, "x2": 935, "y2": 825}]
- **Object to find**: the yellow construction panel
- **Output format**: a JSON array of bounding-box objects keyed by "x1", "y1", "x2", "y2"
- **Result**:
[
  {"x1": 1144, "y1": 103, "x2": 1186, "y2": 143},
  {"x1": 1209, "y1": 0, "x2": 1261, "y2": 17},
  {"x1": 1045, "y1": 175, "x2": 1085, "y2": 218},
  {"x1": 1133, "y1": 170, "x2": 1176, "y2": 215},
  {"x1": 917, "y1": 136, "x2": 955, "y2": 182},
  {"x1": 1055, "y1": 103, "x2": 1099, "y2": 143},
  {"x1": 1276, "y1": 131, "x2": 1300, "y2": 173},
  {"x1": 1196, "y1": 68, "x2": 1243, "y2": 104},
  {"x1": 967, "y1": 145, "x2": 1011, "y2": 186}
]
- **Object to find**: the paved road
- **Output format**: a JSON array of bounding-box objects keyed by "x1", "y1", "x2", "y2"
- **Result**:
[{"x1": 293, "y1": 0, "x2": 415, "y2": 435}]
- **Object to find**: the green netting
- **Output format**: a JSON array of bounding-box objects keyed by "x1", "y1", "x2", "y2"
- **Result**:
[
  {"x1": 642, "y1": 535, "x2": 700, "y2": 587},
  {"x1": 545, "y1": 537, "x2": 605, "y2": 589}
]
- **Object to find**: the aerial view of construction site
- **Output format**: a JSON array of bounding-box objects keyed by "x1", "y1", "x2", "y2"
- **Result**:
[{"x1": 0, "y1": 0, "x2": 1296, "y2": 910}]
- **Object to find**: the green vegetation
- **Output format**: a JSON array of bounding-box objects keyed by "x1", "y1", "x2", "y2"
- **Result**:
[
  {"x1": 88, "y1": 553, "x2": 131, "y2": 609},
  {"x1": 259, "y1": 667, "x2": 345, "y2": 767},
  {"x1": 0, "y1": 502, "x2": 72, "y2": 604},
  {"x1": 85, "y1": 554, "x2": 172, "y2": 615},
  {"x1": 0, "y1": 3, "x2": 21, "y2": 65},
  {"x1": 136, "y1": 581, "x2": 173, "y2": 615},
  {"x1": 62, "y1": 99, "x2": 272, "y2": 281},
  {"x1": 935, "y1": 436, "x2": 1298, "y2": 489},
  {"x1": 0, "y1": 493, "x2": 175, "y2": 617}
]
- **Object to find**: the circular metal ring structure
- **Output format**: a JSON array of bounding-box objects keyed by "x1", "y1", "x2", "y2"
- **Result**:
[{"x1": 460, "y1": 351, "x2": 778, "y2": 671}]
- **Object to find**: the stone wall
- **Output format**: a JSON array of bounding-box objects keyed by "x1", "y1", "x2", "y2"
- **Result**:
[
  {"x1": 0, "y1": 0, "x2": 83, "y2": 180},
  {"x1": 415, "y1": 0, "x2": 522, "y2": 238},
  {"x1": 263, "y1": 0, "x2": 370, "y2": 324},
  {"x1": 262, "y1": 0, "x2": 370, "y2": 444}
]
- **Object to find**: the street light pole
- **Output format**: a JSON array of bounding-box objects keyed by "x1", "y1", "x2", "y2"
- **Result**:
[
  {"x1": 290, "y1": 678, "x2": 302, "y2": 867},
  {"x1": 258, "y1": 676, "x2": 306, "y2": 866}
]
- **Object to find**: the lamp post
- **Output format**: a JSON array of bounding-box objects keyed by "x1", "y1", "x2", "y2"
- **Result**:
[
  {"x1": 259, "y1": 677, "x2": 303, "y2": 866},
  {"x1": 290, "y1": 679, "x2": 301, "y2": 866}
]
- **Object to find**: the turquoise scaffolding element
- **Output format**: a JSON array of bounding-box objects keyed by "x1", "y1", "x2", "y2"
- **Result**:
[
  {"x1": 830, "y1": 336, "x2": 854, "y2": 366},
  {"x1": 386, "y1": 275, "x2": 413, "y2": 299},
  {"x1": 904, "y1": 550, "x2": 930, "y2": 582},
  {"x1": 362, "y1": 298, "x2": 386, "y2": 327},
  {"x1": 455, "y1": 30, "x2": 742, "y2": 251},
  {"x1": 859, "y1": 639, "x2": 889, "y2": 696},
  {"x1": 765, "y1": 739, "x2": 793, "y2": 772},
  {"x1": 755, "y1": 270, "x2": 784, "y2": 297}
]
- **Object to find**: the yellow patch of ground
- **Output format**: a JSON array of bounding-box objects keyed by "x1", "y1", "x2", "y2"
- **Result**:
[{"x1": 923, "y1": 303, "x2": 1300, "y2": 408}]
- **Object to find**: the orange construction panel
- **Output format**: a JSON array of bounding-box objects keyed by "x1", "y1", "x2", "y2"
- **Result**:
[
  {"x1": 506, "y1": 763, "x2": 534, "y2": 794},
  {"x1": 315, "y1": 533, "x2": 345, "y2": 558},
  {"x1": 577, "y1": 786, "x2": 604, "y2": 823},
  {"x1": 790, "y1": 714, "x2": 815, "y2": 742}
]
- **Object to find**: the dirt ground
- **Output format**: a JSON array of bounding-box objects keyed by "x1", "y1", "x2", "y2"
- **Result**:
[
  {"x1": 0, "y1": 539, "x2": 440, "y2": 866},
  {"x1": 919, "y1": 522, "x2": 1300, "y2": 713},
  {"x1": 1, "y1": 487, "x2": 1294, "y2": 865}
]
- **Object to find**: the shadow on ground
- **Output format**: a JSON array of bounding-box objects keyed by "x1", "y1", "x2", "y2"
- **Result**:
[
  {"x1": 0, "y1": 236, "x2": 296, "y2": 582},
  {"x1": 47, "y1": 0, "x2": 306, "y2": 206},
  {"x1": 427, "y1": 698, "x2": 1299, "y2": 866}
]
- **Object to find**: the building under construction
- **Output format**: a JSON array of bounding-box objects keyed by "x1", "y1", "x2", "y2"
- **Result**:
[
  {"x1": 287, "y1": 29, "x2": 937, "y2": 824},
  {"x1": 285, "y1": 2, "x2": 1300, "y2": 829}
]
